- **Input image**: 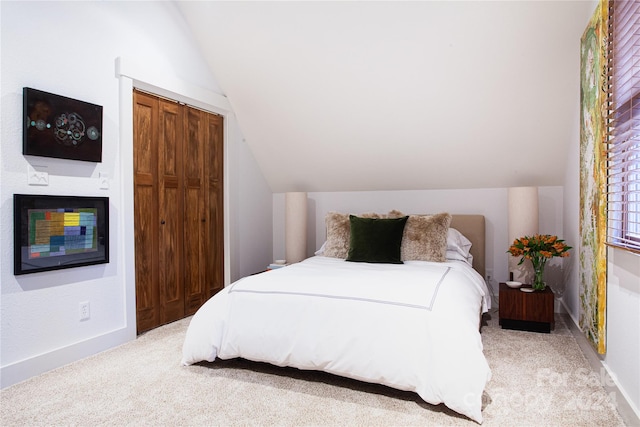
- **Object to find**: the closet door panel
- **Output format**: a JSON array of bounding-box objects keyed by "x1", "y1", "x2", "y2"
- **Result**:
[
  {"x1": 207, "y1": 114, "x2": 224, "y2": 297},
  {"x1": 184, "y1": 108, "x2": 207, "y2": 315},
  {"x1": 158, "y1": 100, "x2": 184, "y2": 323},
  {"x1": 133, "y1": 92, "x2": 160, "y2": 333},
  {"x1": 184, "y1": 186, "x2": 205, "y2": 314}
]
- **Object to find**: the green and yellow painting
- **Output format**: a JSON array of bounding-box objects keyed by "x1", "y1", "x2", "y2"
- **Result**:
[{"x1": 579, "y1": 0, "x2": 607, "y2": 355}]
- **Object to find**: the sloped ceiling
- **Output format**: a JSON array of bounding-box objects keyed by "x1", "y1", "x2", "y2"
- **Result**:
[{"x1": 176, "y1": 1, "x2": 593, "y2": 193}]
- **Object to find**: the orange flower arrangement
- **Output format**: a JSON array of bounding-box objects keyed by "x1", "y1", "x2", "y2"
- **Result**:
[{"x1": 508, "y1": 234, "x2": 572, "y2": 290}]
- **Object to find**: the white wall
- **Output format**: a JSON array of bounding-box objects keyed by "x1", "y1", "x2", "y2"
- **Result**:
[
  {"x1": 273, "y1": 186, "x2": 565, "y2": 301},
  {"x1": 605, "y1": 250, "x2": 640, "y2": 416},
  {"x1": 229, "y1": 130, "x2": 274, "y2": 280},
  {"x1": 0, "y1": 1, "x2": 272, "y2": 388}
]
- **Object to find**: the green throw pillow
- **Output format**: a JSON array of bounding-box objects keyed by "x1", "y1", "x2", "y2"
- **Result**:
[{"x1": 346, "y1": 215, "x2": 408, "y2": 264}]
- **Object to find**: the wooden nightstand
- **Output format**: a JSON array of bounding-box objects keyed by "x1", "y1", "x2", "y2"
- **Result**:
[{"x1": 499, "y1": 282, "x2": 555, "y2": 333}]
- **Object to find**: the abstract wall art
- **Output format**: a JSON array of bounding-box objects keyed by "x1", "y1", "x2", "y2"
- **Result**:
[
  {"x1": 14, "y1": 194, "x2": 109, "y2": 275},
  {"x1": 579, "y1": 0, "x2": 608, "y2": 354},
  {"x1": 23, "y1": 87, "x2": 103, "y2": 162}
]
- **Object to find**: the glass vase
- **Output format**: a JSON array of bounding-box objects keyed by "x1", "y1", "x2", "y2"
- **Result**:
[{"x1": 532, "y1": 259, "x2": 547, "y2": 291}]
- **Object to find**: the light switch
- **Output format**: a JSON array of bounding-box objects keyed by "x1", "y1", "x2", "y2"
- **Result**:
[{"x1": 99, "y1": 172, "x2": 109, "y2": 190}]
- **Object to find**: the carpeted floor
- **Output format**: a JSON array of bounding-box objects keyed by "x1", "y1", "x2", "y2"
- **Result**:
[{"x1": 0, "y1": 309, "x2": 627, "y2": 426}]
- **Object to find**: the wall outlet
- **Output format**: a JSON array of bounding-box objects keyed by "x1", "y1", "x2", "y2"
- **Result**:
[
  {"x1": 79, "y1": 301, "x2": 90, "y2": 321},
  {"x1": 485, "y1": 268, "x2": 494, "y2": 284}
]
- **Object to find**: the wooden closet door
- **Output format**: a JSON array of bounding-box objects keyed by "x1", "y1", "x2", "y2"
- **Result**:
[
  {"x1": 183, "y1": 107, "x2": 207, "y2": 315},
  {"x1": 157, "y1": 99, "x2": 185, "y2": 323},
  {"x1": 183, "y1": 107, "x2": 225, "y2": 314},
  {"x1": 133, "y1": 91, "x2": 160, "y2": 333},
  {"x1": 206, "y1": 113, "x2": 224, "y2": 297},
  {"x1": 133, "y1": 90, "x2": 224, "y2": 333}
]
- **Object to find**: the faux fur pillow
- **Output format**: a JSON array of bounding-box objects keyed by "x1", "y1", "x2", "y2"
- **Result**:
[
  {"x1": 323, "y1": 212, "x2": 350, "y2": 258},
  {"x1": 387, "y1": 210, "x2": 452, "y2": 262},
  {"x1": 323, "y1": 211, "x2": 383, "y2": 259}
]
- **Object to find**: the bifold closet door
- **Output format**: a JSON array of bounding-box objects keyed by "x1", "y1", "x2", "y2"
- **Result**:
[
  {"x1": 183, "y1": 107, "x2": 208, "y2": 315},
  {"x1": 206, "y1": 111, "x2": 224, "y2": 299},
  {"x1": 156, "y1": 98, "x2": 185, "y2": 324},
  {"x1": 183, "y1": 107, "x2": 225, "y2": 315},
  {"x1": 133, "y1": 91, "x2": 161, "y2": 333},
  {"x1": 133, "y1": 90, "x2": 224, "y2": 333}
]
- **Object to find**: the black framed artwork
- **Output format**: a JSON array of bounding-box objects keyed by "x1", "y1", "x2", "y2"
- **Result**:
[
  {"x1": 23, "y1": 87, "x2": 103, "y2": 162},
  {"x1": 13, "y1": 194, "x2": 109, "y2": 275}
]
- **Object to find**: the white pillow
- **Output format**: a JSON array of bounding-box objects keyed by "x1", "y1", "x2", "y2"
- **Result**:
[
  {"x1": 446, "y1": 228, "x2": 473, "y2": 265},
  {"x1": 315, "y1": 242, "x2": 326, "y2": 256},
  {"x1": 446, "y1": 249, "x2": 474, "y2": 266}
]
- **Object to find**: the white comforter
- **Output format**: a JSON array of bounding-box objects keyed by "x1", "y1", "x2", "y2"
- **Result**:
[{"x1": 182, "y1": 256, "x2": 492, "y2": 423}]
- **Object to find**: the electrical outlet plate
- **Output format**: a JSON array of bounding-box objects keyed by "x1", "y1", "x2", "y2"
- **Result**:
[
  {"x1": 485, "y1": 268, "x2": 493, "y2": 282},
  {"x1": 79, "y1": 302, "x2": 90, "y2": 321}
]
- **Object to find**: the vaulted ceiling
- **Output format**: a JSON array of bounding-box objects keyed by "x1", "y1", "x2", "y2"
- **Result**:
[{"x1": 176, "y1": 1, "x2": 594, "y2": 193}]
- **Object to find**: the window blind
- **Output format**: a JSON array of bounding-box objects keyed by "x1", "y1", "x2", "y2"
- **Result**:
[{"x1": 606, "y1": 0, "x2": 640, "y2": 253}]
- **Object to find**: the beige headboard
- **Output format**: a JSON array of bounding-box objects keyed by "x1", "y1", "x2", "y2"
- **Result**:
[{"x1": 450, "y1": 215, "x2": 486, "y2": 278}]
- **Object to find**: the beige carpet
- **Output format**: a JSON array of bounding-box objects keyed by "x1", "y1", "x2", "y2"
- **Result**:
[{"x1": 1, "y1": 309, "x2": 626, "y2": 426}]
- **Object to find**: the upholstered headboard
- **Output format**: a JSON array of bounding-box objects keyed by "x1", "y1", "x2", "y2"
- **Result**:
[{"x1": 450, "y1": 215, "x2": 486, "y2": 278}]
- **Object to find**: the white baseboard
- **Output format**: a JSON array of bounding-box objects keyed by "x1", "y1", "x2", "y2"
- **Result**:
[{"x1": 1, "y1": 326, "x2": 135, "y2": 389}]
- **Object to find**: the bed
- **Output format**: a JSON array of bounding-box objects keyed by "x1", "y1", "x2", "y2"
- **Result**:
[{"x1": 182, "y1": 212, "x2": 492, "y2": 423}]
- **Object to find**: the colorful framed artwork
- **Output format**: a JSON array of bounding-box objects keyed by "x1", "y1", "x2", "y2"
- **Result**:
[
  {"x1": 23, "y1": 87, "x2": 103, "y2": 162},
  {"x1": 579, "y1": 1, "x2": 608, "y2": 354},
  {"x1": 13, "y1": 194, "x2": 109, "y2": 275}
]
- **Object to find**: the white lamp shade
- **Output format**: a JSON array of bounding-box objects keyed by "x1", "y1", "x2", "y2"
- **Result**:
[
  {"x1": 285, "y1": 192, "x2": 308, "y2": 263},
  {"x1": 508, "y1": 187, "x2": 538, "y2": 283}
]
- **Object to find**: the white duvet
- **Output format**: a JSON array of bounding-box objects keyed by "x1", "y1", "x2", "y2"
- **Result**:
[{"x1": 182, "y1": 256, "x2": 492, "y2": 423}]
